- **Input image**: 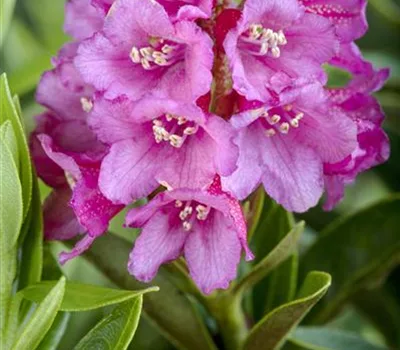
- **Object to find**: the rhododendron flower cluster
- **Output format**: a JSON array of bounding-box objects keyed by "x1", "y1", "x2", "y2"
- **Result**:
[{"x1": 32, "y1": 0, "x2": 389, "y2": 294}]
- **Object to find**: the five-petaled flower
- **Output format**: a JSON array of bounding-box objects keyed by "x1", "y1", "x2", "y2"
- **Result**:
[{"x1": 31, "y1": 0, "x2": 389, "y2": 294}]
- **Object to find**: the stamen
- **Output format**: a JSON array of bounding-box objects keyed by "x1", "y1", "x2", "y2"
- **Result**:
[
  {"x1": 183, "y1": 221, "x2": 192, "y2": 231},
  {"x1": 196, "y1": 205, "x2": 209, "y2": 220},
  {"x1": 130, "y1": 47, "x2": 140, "y2": 63},
  {"x1": 243, "y1": 25, "x2": 287, "y2": 58},
  {"x1": 179, "y1": 206, "x2": 193, "y2": 220},
  {"x1": 265, "y1": 129, "x2": 276, "y2": 137},
  {"x1": 279, "y1": 122, "x2": 290, "y2": 134},
  {"x1": 175, "y1": 200, "x2": 183, "y2": 207},
  {"x1": 295, "y1": 112, "x2": 304, "y2": 120},
  {"x1": 141, "y1": 58, "x2": 151, "y2": 70},
  {"x1": 183, "y1": 126, "x2": 197, "y2": 135},
  {"x1": 177, "y1": 116, "x2": 187, "y2": 125},
  {"x1": 290, "y1": 119, "x2": 299, "y2": 128},
  {"x1": 80, "y1": 97, "x2": 93, "y2": 113},
  {"x1": 169, "y1": 134, "x2": 184, "y2": 148},
  {"x1": 268, "y1": 114, "x2": 281, "y2": 125}
]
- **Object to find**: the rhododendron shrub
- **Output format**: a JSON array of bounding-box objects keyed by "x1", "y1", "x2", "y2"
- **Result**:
[{"x1": 32, "y1": 0, "x2": 389, "y2": 295}]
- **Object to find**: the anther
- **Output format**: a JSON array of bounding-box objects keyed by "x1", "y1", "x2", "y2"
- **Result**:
[
  {"x1": 130, "y1": 47, "x2": 140, "y2": 63},
  {"x1": 290, "y1": 119, "x2": 299, "y2": 128},
  {"x1": 279, "y1": 122, "x2": 290, "y2": 134},
  {"x1": 169, "y1": 134, "x2": 183, "y2": 148},
  {"x1": 80, "y1": 97, "x2": 93, "y2": 113},
  {"x1": 268, "y1": 114, "x2": 281, "y2": 125},
  {"x1": 183, "y1": 221, "x2": 192, "y2": 231},
  {"x1": 184, "y1": 126, "x2": 197, "y2": 135},
  {"x1": 295, "y1": 112, "x2": 304, "y2": 120},
  {"x1": 141, "y1": 58, "x2": 151, "y2": 70},
  {"x1": 175, "y1": 200, "x2": 183, "y2": 207},
  {"x1": 196, "y1": 205, "x2": 209, "y2": 220},
  {"x1": 265, "y1": 129, "x2": 276, "y2": 137}
]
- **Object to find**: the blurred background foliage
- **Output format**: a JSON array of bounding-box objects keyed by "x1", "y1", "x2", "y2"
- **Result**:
[{"x1": 1, "y1": 0, "x2": 400, "y2": 349}]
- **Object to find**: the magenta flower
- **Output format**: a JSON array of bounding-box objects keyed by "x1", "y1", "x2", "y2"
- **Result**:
[
  {"x1": 65, "y1": 0, "x2": 110, "y2": 40},
  {"x1": 126, "y1": 176, "x2": 253, "y2": 294},
  {"x1": 89, "y1": 96, "x2": 238, "y2": 204},
  {"x1": 222, "y1": 82, "x2": 357, "y2": 212},
  {"x1": 300, "y1": 0, "x2": 367, "y2": 42},
  {"x1": 220, "y1": 0, "x2": 338, "y2": 102},
  {"x1": 31, "y1": 47, "x2": 123, "y2": 263},
  {"x1": 75, "y1": 0, "x2": 213, "y2": 102},
  {"x1": 158, "y1": 0, "x2": 213, "y2": 20},
  {"x1": 323, "y1": 47, "x2": 390, "y2": 210}
]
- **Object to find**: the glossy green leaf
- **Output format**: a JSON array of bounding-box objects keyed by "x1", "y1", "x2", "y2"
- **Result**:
[
  {"x1": 244, "y1": 271, "x2": 331, "y2": 350},
  {"x1": 18, "y1": 174, "x2": 43, "y2": 289},
  {"x1": 288, "y1": 327, "x2": 387, "y2": 350},
  {"x1": 0, "y1": 73, "x2": 32, "y2": 220},
  {"x1": 0, "y1": 134, "x2": 22, "y2": 340},
  {"x1": 251, "y1": 198, "x2": 298, "y2": 320},
  {"x1": 0, "y1": 129, "x2": 22, "y2": 249},
  {"x1": 84, "y1": 233, "x2": 217, "y2": 350},
  {"x1": 0, "y1": 120, "x2": 18, "y2": 169},
  {"x1": 234, "y1": 221, "x2": 304, "y2": 295},
  {"x1": 37, "y1": 313, "x2": 71, "y2": 350},
  {"x1": 299, "y1": 196, "x2": 400, "y2": 323},
  {"x1": 74, "y1": 297, "x2": 143, "y2": 350},
  {"x1": 21, "y1": 281, "x2": 158, "y2": 312},
  {"x1": 11, "y1": 277, "x2": 66, "y2": 350}
]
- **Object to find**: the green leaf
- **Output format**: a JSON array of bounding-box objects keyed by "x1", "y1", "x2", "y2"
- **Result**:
[
  {"x1": 299, "y1": 196, "x2": 400, "y2": 323},
  {"x1": 0, "y1": 73, "x2": 32, "y2": 220},
  {"x1": 244, "y1": 271, "x2": 331, "y2": 350},
  {"x1": 234, "y1": 221, "x2": 304, "y2": 295},
  {"x1": 74, "y1": 297, "x2": 143, "y2": 350},
  {"x1": 84, "y1": 233, "x2": 217, "y2": 350},
  {"x1": 21, "y1": 281, "x2": 158, "y2": 312},
  {"x1": 0, "y1": 120, "x2": 19, "y2": 170},
  {"x1": 11, "y1": 277, "x2": 66, "y2": 350},
  {"x1": 18, "y1": 174, "x2": 43, "y2": 289},
  {"x1": 251, "y1": 198, "x2": 298, "y2": 320},
  {"x1": 0, "y1": 0, "x2": 16, "y2": 47},
  {"x1": 0, "y1": 133, "x2": 23, "y2": 249},
  {"x1": 37, "y1": 313, "x2": 71, "y2": 350},
  {"x1": 288, "y1": 327, "x2": 387, "y2": 350},
  {"x1": 351, "y1": 287, "x2": 400, "y2": 348}
]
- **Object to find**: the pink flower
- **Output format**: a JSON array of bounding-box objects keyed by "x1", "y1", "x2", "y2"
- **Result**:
[
  {"x1": 322, "y1": 48, "x2": 390, "y2": 210},
  {"x1": 158, "y1": 0, "x2": 213, "y2": 20},
  {"x1": 220, "y1": 0, "x2": 338, "y2": 102},
  {"x1": 222, "y1": 82, "x2": 357, "y2": 212},
  {"x1": 126, "y1": 176, "x2": 253, "y2": 294},
  {"x1": 64, "y1": 0, "x2": 110, "y2": 40},
  {"x1": 89, "y1": 96, "x2": 238, "y2": 204},
  {"x1": 75, "y1": 0, "x2": 213, "y2": 102},
  {"x1": 299, "y1": 0, "x2": 368, "y2": 43},
  {"x1": 31, "y1": 47, "x2": 123, "y2": 263}
]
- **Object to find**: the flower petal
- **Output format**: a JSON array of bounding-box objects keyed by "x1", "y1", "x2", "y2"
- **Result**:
[
  {"x1": 184, "y1": 211, "x2": 242, "y2": 294},
  {"x1": 128, "y1": 210, "x2": 187, "y2": 282}
]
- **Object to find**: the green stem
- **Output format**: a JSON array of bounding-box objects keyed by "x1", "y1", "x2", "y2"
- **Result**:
[{"x1": 207, "y1": 293, "x2": 248, "y2": 350}]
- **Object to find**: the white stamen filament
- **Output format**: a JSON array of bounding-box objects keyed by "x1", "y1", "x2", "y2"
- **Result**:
[{"x1": 247, "y1": 25, "x2": 287, "y2": 58}]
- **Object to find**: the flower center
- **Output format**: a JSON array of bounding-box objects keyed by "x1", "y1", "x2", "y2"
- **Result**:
[
  {"x1": 152, "y1": 113, "x2": 199, "y2": 148},
  {"x1": 239, "y1": 24, "x2": 287, "y2": 58},
  {"x1": 259, "y1": 105, "x2": 304, "y2": 137},
  {"x1": 175, "y1": 200, "x2": 210, "y2": 232},
  {"x1": 130, "y1": 37, "x2": 185, "y2": 70}
]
